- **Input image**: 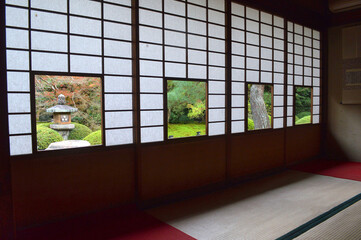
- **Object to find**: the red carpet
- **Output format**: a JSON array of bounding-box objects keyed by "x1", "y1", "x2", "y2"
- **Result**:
[
  {"x1": 17, "y1": 205, "x2": 195, "y2": 240},
  {"x1": 290, "y1": 158, "x2": 361, "y2": 182}
]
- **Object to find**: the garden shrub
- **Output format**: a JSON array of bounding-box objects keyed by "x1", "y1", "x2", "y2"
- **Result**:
[
  {"x1": 295, "y1": 116, "x2": 300, "y2": 122},
  {"x1": 83, "y1": 130, "x2": 102, "y2": 145},
  {"x1": 296, "y1": 111, "x2": 311, "y2": 120},
  {"x1": 248, "y1": 118, "x2": 254, "y2": 130},
  {"x1": 296, "y1": 115, "x2": 311, "y2": 125},
  {"x1": 37, "y1": 122, "x2": 52, "y2": 129},
  {"x1": 68, "y1": 122, "x2": 92, "y2": 140},
  {"x1": 37, "y1": 127, "x2": 63, "y2": 150}
]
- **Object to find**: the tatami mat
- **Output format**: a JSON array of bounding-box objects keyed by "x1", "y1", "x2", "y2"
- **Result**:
[
  {"x1": 294, "y1": 199, "x2": 361, "y2": 240},
  {"x1": 147, "y1": 170, "x2": 361, "y2": 240}
]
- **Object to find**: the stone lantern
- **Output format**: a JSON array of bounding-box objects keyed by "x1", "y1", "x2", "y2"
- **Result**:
[{"x1": 46, "y1": 94, "x2": 78, "y2": 140}]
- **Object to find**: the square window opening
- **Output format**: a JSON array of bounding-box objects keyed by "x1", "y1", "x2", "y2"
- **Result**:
[
  {"x1": 167, "y1": 79, "x2": 207, "y2": 139},
  {"x1": 35, "y1": 75, "x2": 103, "y2": 151},
  {"x1": 247, "y1": 84, "x2": 273, "y2": 131},
  {"x1": 295, "y1": 86, "x2": 312, "y2": 125}
]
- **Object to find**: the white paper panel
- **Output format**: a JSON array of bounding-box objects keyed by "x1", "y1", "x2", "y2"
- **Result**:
[
  {"x1": 104, "y1": 40, "x2": 131, "y2": 58},
  {"x1": 313, "y1": 87, "x2": 320, "y2": 96},
  {"x1": 6, "y1": 0, "x2": 28, "y2": 7},
  {"x1": 232, "y1": 42, "x2": 245, "y2": 55},
  {"x1": 313, "y1": 96, "x2": 320, "y2": 105},
  {"x1": 106, "y1": 0, "x2": 132, "y2": 6},
  {"x1": 209, "y1": 24, "x2": 225, "y2": 39},
  {"x1": 246, "y1": 70, "x2": 259, "y2": 82},
  {"x1": 141, "y1": 127, "x2": 164, "y2": 143},
  {"x1": 188, "y1": 50, "x2": 206, "y2": 64},
  {"x1": 9, "y1": 135, "x2": 32, "y2": 156},
  {"x1": 209, "y1": 109, "x2": 225, "y2": 122},
  {"x1": 274, "y1": 96, "x2": 284, "y2": 106},
  {"x1": 209, "y1": 52, "x2": 225, "y2": 66},
  {"x1": 246, "y1": 20, "x2": 259, "y2": 33},
  {"x1": 304, "y1": 37, "x2": 312, "y2": 47},
  {"x1": 70, "y1": 16, "x2": 101, "y2": 37},
  {"x1": 140, "y1": 94, "x2": 163, "y2": 109},
  {"x1": 261, "y1": 24, "x2": 272, "y2": 36},
  {"x1": 165, "y1": 46, "x2": 186, "y2": 62},
  {"x1": 231, "y1": 95, "x2": 244, "y2": 107},
  {"x1": 288, "y1": 54, "x2": 294, "y2": 63},
  {"x1": 313, "y1": 115, "x2": 320, "y2": 124},
  {"x1": 261, "y1": 60, "x2": 272, "y2": 71},
  {"x1": 313, "y1": 68, "x2": 320, "y2": 77},
  {"x1": 188, "y1": 4, "x2": 206, "y2": 21},
  {"x1": 247, "y1": 32, "x2": 259, "y2": 45},
  {"x1": 141, "y1": 111, "x2": 163, "y2": 126},
  {"x1": 8, "y1": 93, "x2": 30, "y2": 113},
  {"x1": 304, "y1": 67, "x2": 312, "y2": 76},
  {"x1": 304, "y1": 47, "x2": 312, "y2": 56},
  {"x1": 261, "y1": 48, "x2": 272, "y2": 60},
  {"x1": 6, "y1": 7, "x2": 28, "y2": 28},
  {"x1": 232, "y1": 56, "x2": 245, "y2": 68},
  {"x1": 32, "y1": 0, "x2": 67, "y2": 12},
  {"x1": 287, "y1": 86, "x2": 293, "y2": 95},
  {"x1": 70, "y1": 55, "x2": 102, "y2": 73},
  {"x1": 140, "y1": 77, "x2": 163, "y2": 93},
  {"x1": 7, "y1": 50, "x2": 29, "y2": 70},
  {"x1": 7, "y1": 72, "x2": 29, "y2": 92},
  {"x1": 209, "y1": 81, "x2": 225, "y2": 94},
  {"x1": 288, "y1": 43, "x2": 294, "y2": 53},
  {"x1": 32, "y1": 11, "x2": 67, "y2": 33},
  {"x1": 274, "y1": 16, "x2": 284, "y2": 28},
  {"x1": 69, "y1": 36, "x2": 100, "y2": 55},
  {"x1": 313, "y1": 59, "x2": 320, "y2": 68},
  {"x1": 287, "y1": 96, "x2": 293, "y2": 105},
  {"x1": 208, "y1": 122, "x2": 225, "y2": 136},
  {"x1": 287, "y1": 21, "x2": 293, "y2": 32},
  {"x1": 247, "y1": 58, "x2": 259, "y2": 70},
  {"x1": 188, "y1": 34, "x2": 207, "y2": 50},
  {"x1": 246, "y1": 45, "x2": 259, "y2": 58},
  {"x1": 274, "y1": 107, "x2": 284, "y2": 117},
  {"x1": 140, "y1": 60, "x2": 163, "y2": 76},
  {"x1": 274, "y1": 62, "x2": 284, "y2": 72},
  {"x1": 209, "y1": 0, "x2": 225, "y2": 11},
  {"x1": 32, "y1": 31, "x2": 67, "y2": 52},
  {"x1": 232, "y1": 16, "x2": 244, "y2": 30},
  {"x1": 209, "y1": 38, "x2": 225, "y2": 53},
  {"x1": 232, "y1": 29, "x2": 245, "y2": 42},
  {"x1": 313, "y1": 106, "x2": 320, "y2": 114},
  {"x1": 287, "y1": 117, "x2": 293, "y2": 126},
  {"x1": 274, "y1": 50, "x2": 284, "y2": 61},
  {"x1": 32, "y1": 52, "x2": 67, "y2": 72},
  {"x1": 304, "y1": 27, "x2": 312, "y2": 37},
  {"x1": 209, "y1": 95, "x2": 225, "y2": 108},
  {"x1": 105, "y1": 111, "x2": 133, "y2": 128},
  {"x1": 188, "y1": 20, "x2": 206, "y2": 35},
  {"x1": 232, "y1": 82, "x2": 244, "y2": 94},
  {"x1": 165, "y1": 30, "x2": 186, "y2": 47},
  {"x1": 313, "y1": 30, "x2": 320, "y2": 40},
  {"x1": 140, "y1": 43, "x2": 163, "y2": 60},
  {"x1": 231, "y1": 3, "x2": 244, "y2": 17},
  {"x1": 6, "y1": 28, "x2": 29, "y2": 49},
  {"x1": 104, "y1": 58, "x2": 132, "y2": 75},
  {"x1": 105, "y1": 128, "x2": 133, "y2": 146},
  {"x1": 231, "y1": 121, "x2": 244, "y2": 133},
  {"x1": 139, "y1": 0, "x2": 162, "y2": 11},
  {"x1": 294, "y1": 24, "x2": 303, "y2": 34},
  {"x1": 232, "y1": 108, "x2": 244, "y2": 120},
  {"x1": 313, "y1": 78, "x2": 320, "y2": 86},
  {"x1": 104, "y1": 22, "x2": 132, "y2": 41},
  {"x1": 288, "y1": 33, "x2": 294, "y2": 42},
  {"x1": 104, "y1": 3, "x2": 131, "y2": 23},
  {"x1": 274, "y1": 73, "x2": 284, "y2": 83},
  {"x1": 165, "y1": 0, "x2": 185, "y2": 16},
  {"x1": 165, "y1": 15, "x2": 186, "y2": 31},
  {"x1": 287, "y1": 107, "x2": 293, "y2": 116},
  {"x1": 273, "y1": 118, "x2": 283, "y2": 129},
  {"x1": 232, "y1": 69, "x2": 245, "y2": 81},
  {"x1": 261, "y1": 72, "x2": 272, "y2": 83},
  {"x1": 274, "y1": 39, "x2": 284, "y2": 50},
  {"x1": 260, "y1": 12, "x2": 272, "y2": 24},
  {"x1": 303, "y1": 76, "x2": 311, "y2": 86},
  {"x1": 209, "y1": 67, "x2": 225, "y2": 80},
  {"x1": 8, "y1": 114, "x2": 31, "y2": 134},
  {"x1": 104, "y1": 76, "x2": 132, "y2": 93},
  {"x1": 295, "y1": 34, "x2": 303, "y2": 45},
  {"x1": 165, "y1": 63, "x2": 186, "y2": 77},
  {"x1": 188, "y1": 65, "x2": 207, "y2": 79},
  {"x1": 104, "y1": 94, "x2": 132, "y2": 111},
  {"x1": 274, "y1": 84, "x2": 283, "y2": 95},
  {"x1": 295, "y1": 65, "x2": 303, "y2": 75},
  {"x1": 246, "y1": 7, "x2": 259, "y2": 21},
  {"x1": 70, "y1": 0, "x2": 101, "y2": 18},
  {"x1": 295, "y1": 45, "x2": 303, "y2": 55}
]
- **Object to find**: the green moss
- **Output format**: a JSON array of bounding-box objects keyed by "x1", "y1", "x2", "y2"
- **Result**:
[
  {"x1": 83, "y1": 130, "x2": 102, "y2": 145},
  {"x1": 248, "y1": 118, "x2": 254, "y2": 130},
  {"x1": 37, "y1": 122, "x2": 52, "y2": 129},
  {"x1": 296, "y1": 111, "x2": 311, "y2": 120},
  {"x1": 168, "y1": 123, "x2": 206, "y2": 138},
  {"x1": 37, "y1": 127, "x2": 63, "y2": 150},
  {"x1": 68, "y1": 123, "x2": 92, "y2": 140},
  {"x1": 295, "y1": 116, "x2": 300, "y2": 122},
  {"x1": 296, "y1": 115, "x2": 311, "y2": 125}
]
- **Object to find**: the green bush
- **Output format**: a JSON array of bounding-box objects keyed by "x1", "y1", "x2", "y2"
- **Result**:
[
  {"x1": 37, "y1": 122, "x2": 52, "y2": 129},
  {"x1": 295, "y1": 116, "x2": 300, "y2": 122},
  {"x1": 68, "y1": 123, "x2": 92, "y2": 140},
  {"x1": 296, "y1": 111, "x2": 311, "y2": 119},
  {"x1": 83, "y1": 130, "x2": 102, "y2": 145},
  {"x1": 296, "y1": 115, "x2": 311, "y2": 125},
  {"x1": 248, "y1": 118, "x2": 254, "y2": 130},
  {"x1": 37, "y1": 127, "x2": 63, "y2": 150}
]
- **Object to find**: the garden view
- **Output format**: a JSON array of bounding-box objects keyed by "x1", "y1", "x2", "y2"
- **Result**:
[
  {"x1": 35, "y1": 75, "x2": 102, "y2": 150},
  {"x1": 167, "y1": 80, "x2": 206, "y2": 138},
  {"x1": 248, "y1": 84, "x2": 272, "y2": 131},
  {"x1": 295, "y1": 87, "x2": 312, "y2": 125}
]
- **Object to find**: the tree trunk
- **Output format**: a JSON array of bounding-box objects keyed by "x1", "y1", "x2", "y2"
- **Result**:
[
  {"x1": 167, "y1": 108, "x2": 171, "y2": 123},
  {"x1": 250, "y1": 85, "x2": 271, "y2": 129}
]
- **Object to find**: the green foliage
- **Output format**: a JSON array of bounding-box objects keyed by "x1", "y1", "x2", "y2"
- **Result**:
[
  {"x1": 296, "y1": 115, "x2": 311, "y2": 125},
  {"x1": 68, "y1": 123, "x2": 92, "y2": 140},
  {"x1": 37, "y1": 127, "x2": 63, "y2": 150},
  {"x1": 168, "y1": 123, "x2": 206, "y2": 138},
  {"x1": 295, "y1": 116, "x2": 300, "y2": 122},
  {"x1": 168, "y1": 80, "x2": 206, "y2": 124},
  {"x1": 296, "y1": 111, "x2": 311, "y2": 119},
  {"x1": 295, "y1": 87, "x2": 311, "y2": 116},
  {"x1": 83, "y1": 130, "x2": 102, "y2": 145},
  {"x1": 248, "y1": 118, "x2": 254, "y2": 130},
  {"x1": 37, "y1": 122, "x2": 52, "y2": 129}
]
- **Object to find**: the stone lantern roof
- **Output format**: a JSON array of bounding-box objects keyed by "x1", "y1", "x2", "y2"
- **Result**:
[{"x1": 46, "y1": 94, "x2": 78, "y2": 113}]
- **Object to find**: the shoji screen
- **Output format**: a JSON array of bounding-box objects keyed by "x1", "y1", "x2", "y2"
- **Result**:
[
  {"x1": 5, "y1": 0, "x2": 133, "y2": 155},
  {"x1": 231, "y1": 3, "x2": 285, "y2": 133},
  {"x1": 286, "y1": 22, "x2": 321, "y2": 126},
  {"x1": 139, "y1": 0, "x2": 226, "y2": 143}
]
